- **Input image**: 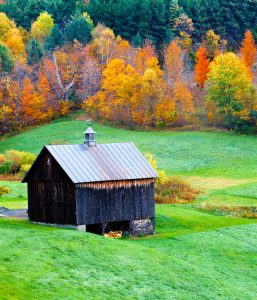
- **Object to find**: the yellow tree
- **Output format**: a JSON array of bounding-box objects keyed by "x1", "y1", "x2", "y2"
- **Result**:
[
  {"x1": 5, "y1": 27, "x2": 25, "y2": 57},
  {"x1": 31, "y1": 12, "x2": 54, "y2": 42},
  {"x1": 103, "y1": 59, "x2": 141, "y2": 127},
  {"x1": 240, "y1": 30, "x2": 256, "y2": 69},
  {"x1": 194, "y1": 46, "x2": 210, "y2": 89},
  {"x1": 90, "y1": 24, "x2": 117, "y2": 66},
  {"x1": 164, "y1": 40, "x2": 184, "y2": 94},
  {"x1": 141, "y1": 58, "x2": 165, "y2": 125},
  {"x1": 203, "y1": 29, "x2": 227, "y2": 59},
  {"x1": 173, "y1": 81, "x2": 194, "y2": 123},
  {"x1": 84, "y1": 58, "x2": 141, "y2": 127},
  {"x1": 177, "y1": 31, "x2": 192, "y2": 53},
  {"x1": 154, "y1": 97, "x2": 176, "y2": 127},
  {"x1": 135, "y1": 41, "x2": 156, "y2": 75},
  {"x1": 0, "y1": 12, "x2": 14, "y2": 40},
  {"x1": 0, "y1": 75, "x2": 19, "y2": 133}
]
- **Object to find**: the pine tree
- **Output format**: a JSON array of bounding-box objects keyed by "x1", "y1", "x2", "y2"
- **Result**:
[
  {"x1": 0, "y1": 42, "x2": 14, "y2": 73},
  {"x1": 26, "y1": 39, "x2": 44, "y2": 65},
  {"x1": 45, "y1": 25, "x2": 64, "y2": 50},
  {"x1": 66, "y1": 16, "x2": 92, "y2": 44}
]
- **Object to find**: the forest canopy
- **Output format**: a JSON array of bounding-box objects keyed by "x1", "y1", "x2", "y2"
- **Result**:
[
  {"x1": 1, "y1": 0, "x2": 257, "y2": 48},
  {"x1": 1, "y1": 0, "x2": 257, "y2": 135}
]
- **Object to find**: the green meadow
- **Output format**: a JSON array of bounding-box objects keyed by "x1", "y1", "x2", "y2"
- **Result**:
[{"x1": 0, "y1": 118, "x2": 257, "y2": 299}]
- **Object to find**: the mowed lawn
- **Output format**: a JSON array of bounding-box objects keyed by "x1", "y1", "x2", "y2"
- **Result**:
[
  {"x1": 0, "y1": 118, "x2": 257, "y2": 299},
  {"x1": 0, "y1": 210, "x2": 257, "y2": 300}
]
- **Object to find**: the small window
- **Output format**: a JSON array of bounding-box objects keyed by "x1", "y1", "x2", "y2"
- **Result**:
[{"x1": 47, "y1": 158, "x2": 51, "y2": 166}]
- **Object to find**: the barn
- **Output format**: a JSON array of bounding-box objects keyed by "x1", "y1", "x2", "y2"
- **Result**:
[{"x1": 22, "y1": 126, "x2": 158, "y2": 236}]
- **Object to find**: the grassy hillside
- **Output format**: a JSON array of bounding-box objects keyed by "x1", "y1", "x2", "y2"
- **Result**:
[
  {"x1": 1, "y1": 211, "x2": 257, "y2": 300},
  {"x1": 1, "y1": 118, "x2": 257, "y2": 179},
  {"x1": 1, "y1": 117, "x2": 257, "y2": 209},
  {"x1": 1, "y1": 118, "x2": 257, "y2": 299}
]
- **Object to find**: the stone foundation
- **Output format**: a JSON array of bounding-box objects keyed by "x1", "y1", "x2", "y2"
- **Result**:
[{"x1": 130, "y1": 218, "x2": 155, "y2": 236}]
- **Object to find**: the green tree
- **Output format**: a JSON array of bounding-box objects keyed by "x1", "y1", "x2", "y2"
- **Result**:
[
  {"x1": 207, "y1": 52, "x2": 257, "y2": 132},
  {"x1": 1, "y1": 0, "x2": 82, "y2": 30},
  {"x1": 45, "y1": 25, "x2": 64, "y2": 50},
  {"x1": 86, "y1": 0, "x2": 172, "y2": 47},
  {"x1": 66, "y1": 16, "x2": 93, "y2": 44},
  {"x1": 0, "y1": 43, "x2": 14, "y2": 73},
  {"x1": 26, "y1": 39, "x2": 44, "y2": 65},
  {"x1": 179, "y1": 0, "x2": 257, "y2": 48}
]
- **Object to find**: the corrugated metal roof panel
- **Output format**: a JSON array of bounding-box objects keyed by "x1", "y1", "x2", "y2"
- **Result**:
[{"x1": 45, "y1": 142, "x2": 158, "y2": 184}]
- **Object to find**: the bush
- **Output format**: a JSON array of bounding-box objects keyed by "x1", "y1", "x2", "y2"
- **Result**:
[
  {"x1": 0, "y1": 161, "x2": 12, "y2": 174},
  {"x1": 0, "y1": 154, "x2": 6, "y2": 164},
  {"x1": 155, "y1": 177, "x2": 199, "y2": 204},
  {"x1": 144, "y1": 151, "x2": 198, "y2": 204},
  {"x1": 144, "y1": 152, "x2": 168, "y2": 184},
  {"x1": 0, "y1": 185, "x2": 11, "y2": 196},
  {"x1": 0, "y1": 150, "x2": 35, "y2": 176},
  {"x1": 20, "y1": 164, "x2": 31, "y2": 177}
]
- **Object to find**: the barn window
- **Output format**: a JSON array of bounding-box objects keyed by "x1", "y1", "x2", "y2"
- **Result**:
[{"x1": 47, "y1": 158, "x2": 51, "y2": 166}]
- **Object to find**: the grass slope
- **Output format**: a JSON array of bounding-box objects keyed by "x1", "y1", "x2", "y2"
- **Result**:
[
  {"x1": 1, "y1": 118, "x2": 257, "y2": 299},
  {"x1": 0, "y1": 208, "x2": 257, "y2": 300},
  {"x1": 1, "y1": 118, "x2": 257, "y2": 178},
  {"x1": 1, "y1": 117, "x2": 257, "y2": 209}
]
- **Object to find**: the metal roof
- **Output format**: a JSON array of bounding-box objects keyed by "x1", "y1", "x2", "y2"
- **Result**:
[{"x1": 43, "y1": 142, "x2": 158, "y2": 184}]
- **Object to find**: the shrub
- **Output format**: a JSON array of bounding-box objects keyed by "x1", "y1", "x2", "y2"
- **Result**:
[
  {"x1": 0, "y1": 154, "x2": 6, "y2": 164},
  {"x1": 0, "y1": 150, "x2": 35, "y2": 175},
  {"x1": 0, "y1": 161, "x2": 12, "y2": 174},
  {"x1": 144, "y1": 152, "x2": 168, "y2": 184},
  {"x1": 5, "y1": 150, "x2": 35, "y2": 174},
  {"x1": 20, "y1": 164, "x2": 31, "y2": 177},
  {"x1": 0, "y1": 185, "x2": 11, "y2": 196},
  {"x1": 144, "y1": 151, "x2": 198, "y2": 204},
  {"x1": 155, "y1": 177, "x2": 199, "y2": 204}
]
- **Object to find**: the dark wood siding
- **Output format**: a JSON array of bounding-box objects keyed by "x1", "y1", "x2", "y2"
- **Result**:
[
  {"x1": 27, "y1": 149, "x2": 76, "y2": 225},
  {"x1": 76, "y1": 182, "x2": 155, "y2": 225}
]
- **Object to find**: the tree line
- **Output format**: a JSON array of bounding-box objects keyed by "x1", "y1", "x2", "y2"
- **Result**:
[
  {"x1": 1, "y1": 0, "x2": 257, "y2": 48},
  {"x1": 0, "y1": 6, "x2": 257, "y2": 134}
]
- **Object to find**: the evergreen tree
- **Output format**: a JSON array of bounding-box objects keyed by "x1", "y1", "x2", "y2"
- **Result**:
[
  {"x1": 66, "y1": 16, "x2": 92, "y2": 44},
  {"x1": 0, "y1": 43, "x2": 14, "y2": 73},
  {"x1": 132, "y1": 33, "x2": 143, "y2": 48},
  {"x1": 45, "y1": 25, "x2": 64, "y2": 50},
  {"x1": 86, "y1": 0, "x2": 172, "y2": 47},
  {"x1": 26, "y1": 39, "x2": 44, "y2": 65},
  {"x1": 1, "y1": 0, "x2": 83, "y2": 30},
  {"x1": 179, "y1": 0, "x2": 257, "y2": 48}
]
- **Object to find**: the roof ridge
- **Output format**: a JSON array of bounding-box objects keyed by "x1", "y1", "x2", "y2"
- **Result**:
[{"x1": 46, "y1": 141, "x2": 134, "y2": 147}]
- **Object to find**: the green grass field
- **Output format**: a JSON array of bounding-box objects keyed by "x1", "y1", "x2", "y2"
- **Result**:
[
  {"x1": 0, "y1": 118, "x2": 257, "y2": 299},
  {"x1": 0, "y1": 210, "x2": 257, "y2": 300}
]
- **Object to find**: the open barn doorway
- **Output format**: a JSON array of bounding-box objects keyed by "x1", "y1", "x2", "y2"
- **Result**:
[{"x1": 86, "y1": 220, "x2": 130, "y2": 237}]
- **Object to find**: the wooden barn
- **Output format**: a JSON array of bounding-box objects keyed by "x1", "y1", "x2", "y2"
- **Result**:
[{"x1": 22, "y1": 126, "x2": 158, "y2": 236}]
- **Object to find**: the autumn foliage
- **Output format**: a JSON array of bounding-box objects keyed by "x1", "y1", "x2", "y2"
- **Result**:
[
  {"x1": 84, "y1": 40, "x2": 194, "y2": 128},
  {"x1": 240, "y1": 30, "x2": 256, "y2": 70},
  {"x1": 207, "y1": 52, "x2": 257, "y2": 132},
  {"x1": 0, "y1": 8, "x2": 257, "y2": 135},
  {"x1": 194, "y1": 47, "x2": 210, "y2": 89}
]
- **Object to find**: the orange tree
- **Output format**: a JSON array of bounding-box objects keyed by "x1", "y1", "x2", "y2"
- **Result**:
[
  {"x1": 240, "y1": 30, "x2": 256, "y2": 70},
  {"x1": 194, "y1": 46, "x2": 210, "y2": 89}
]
